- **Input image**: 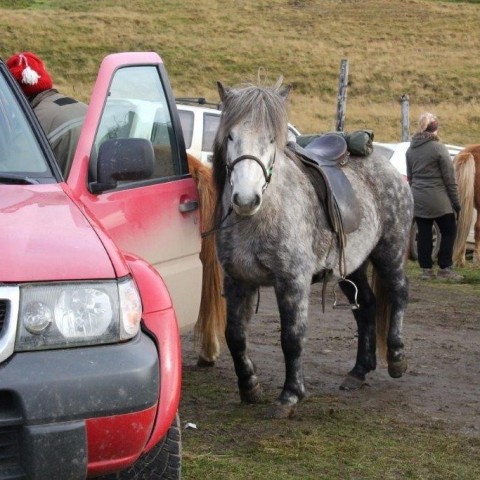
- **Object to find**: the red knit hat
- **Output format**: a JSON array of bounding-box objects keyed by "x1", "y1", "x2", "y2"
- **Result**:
[{"x1": 6, "y1": 51, "x2": 53, "y2": 96}]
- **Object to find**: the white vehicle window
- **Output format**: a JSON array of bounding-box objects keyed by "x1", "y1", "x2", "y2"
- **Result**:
[
  {"x1": 92, "y1": 65, "x2": 182, "y2": 184},
  {"x1": 202, "y1": 113, "x2": 221, "y2": 152},
  {"x1": 374, "y1": 145, "x2": 395, "y2": 161},
  {"x1": 177, "y1": 110, "x2": 194, "y2": 149}
]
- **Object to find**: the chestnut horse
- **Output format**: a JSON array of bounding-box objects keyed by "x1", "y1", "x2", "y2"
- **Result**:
[
  {"x1": 187, "y1": 153, "x2": 226, "y2": 365},
  {"x1": 452, "y1": 145, "x2": 480, "y2": 266}
]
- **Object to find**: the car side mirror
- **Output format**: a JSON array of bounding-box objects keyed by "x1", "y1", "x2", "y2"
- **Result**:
[{"x1": 89, "y1": 138, "x2": 154, "y2": 193}]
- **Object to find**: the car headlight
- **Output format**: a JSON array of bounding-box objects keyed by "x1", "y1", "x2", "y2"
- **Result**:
[{"x1": 15, "y1": 277, "x2": 142, "y2": 351}]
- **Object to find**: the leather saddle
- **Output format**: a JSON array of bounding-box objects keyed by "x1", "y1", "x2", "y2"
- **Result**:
[{"x1": 288, "y1": 134, "x2": 361, "y2": 238}]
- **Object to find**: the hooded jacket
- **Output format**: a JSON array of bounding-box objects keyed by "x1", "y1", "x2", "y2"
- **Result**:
[
  {"x1": 30, "y1": 89, "x2": 88, "y2": 177},
  {"x1": 406, "y1": 132, "x2": 460, "y2": 218}
]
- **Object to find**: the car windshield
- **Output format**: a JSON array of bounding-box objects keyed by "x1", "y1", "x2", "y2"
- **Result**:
[{"x1": 0, "y1": 73, "x2": 51, "y2": 176}]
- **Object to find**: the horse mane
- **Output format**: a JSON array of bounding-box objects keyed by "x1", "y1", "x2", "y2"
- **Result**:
[{"x1": 212, "y1": 81, "x2": 290, "y2": 219}]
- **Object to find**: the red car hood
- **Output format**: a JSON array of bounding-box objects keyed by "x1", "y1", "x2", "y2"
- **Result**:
[{"x1": 0, "y1": 185, "x2": 115, "y2": 282}]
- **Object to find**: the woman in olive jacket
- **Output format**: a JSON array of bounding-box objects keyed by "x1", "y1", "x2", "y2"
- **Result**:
[{"x1": 406, "y1": 112, "x2": 463, "y2": 281}]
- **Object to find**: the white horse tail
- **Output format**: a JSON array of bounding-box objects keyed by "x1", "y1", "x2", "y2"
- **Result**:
[
  {"x1": 453, "y1": 152, "x2": 475, "y2": 267},
  {"x1": 187, "y1": 154, "x2": 226, "y2": 366}
]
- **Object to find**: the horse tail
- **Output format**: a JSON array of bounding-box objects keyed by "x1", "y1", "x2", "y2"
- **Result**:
[
  {"x1": 372, "y1": 233, "x2": 411, "y2": 362},
  {"x1": 452, "y1": 151, "x2": 475, "y2": 267},
  {"x1": 372, "y1": 266, "x2": 389, "y2": 362},
  {"x1": 187, "y1": 154, "x2": 226, "y2": 365}
]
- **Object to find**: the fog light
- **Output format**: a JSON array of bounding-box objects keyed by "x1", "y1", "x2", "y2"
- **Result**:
[{"x1": 24, "y1": 301, "x2": 53, "y2": 334}]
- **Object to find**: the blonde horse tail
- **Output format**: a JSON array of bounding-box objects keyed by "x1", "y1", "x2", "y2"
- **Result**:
[
  {"x1": 187, "y1": 154, "x2": 226, "y2": 366},
  {"x1": 453, "y1": 152, "x2": 475, "y2": 267},
  {"x1": 372, "y1": 266, "x2": 389, "y2": 363},
  {"x1": 372, "y1": 232, "x2": 410, "y2": 364}
]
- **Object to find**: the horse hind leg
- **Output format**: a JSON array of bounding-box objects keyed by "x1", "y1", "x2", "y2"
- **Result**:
[{"x1": 338, "y1": 263, "x2": 377, "y2": 391}]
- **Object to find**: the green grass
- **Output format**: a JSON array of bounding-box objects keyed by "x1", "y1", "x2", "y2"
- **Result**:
[
  {"x1": 181, "y1": 364, "x2": 480, "y2": 480},
  {"x1": 1, "y1": 0, "x2": 480, "y2": 143}
]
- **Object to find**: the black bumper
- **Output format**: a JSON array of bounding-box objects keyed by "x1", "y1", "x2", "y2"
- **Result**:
[{"x1": 0, "y1": 333, "x2": 159, "y2": 479}]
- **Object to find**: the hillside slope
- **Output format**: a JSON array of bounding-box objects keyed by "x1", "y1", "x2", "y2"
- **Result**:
[{"x1": 1, "y1": 0, "x2": 479, "y2": 143}]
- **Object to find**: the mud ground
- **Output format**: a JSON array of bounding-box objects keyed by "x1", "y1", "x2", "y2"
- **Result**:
[{"x1": 181, "y1": 271, "x2": 480, "y2": 437}]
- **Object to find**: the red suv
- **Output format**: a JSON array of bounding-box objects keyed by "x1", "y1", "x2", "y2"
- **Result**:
[{"x1": 0, "y1": 52, "x2": 202, "y2": 479}]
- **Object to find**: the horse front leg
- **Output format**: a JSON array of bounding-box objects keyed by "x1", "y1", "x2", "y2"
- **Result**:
[
  {"x1": 224, "y1": 275, "x2": 262, "y2": 404},
  {"x1": 273, "y1": 277, "x2": 310, "y2": 418},
  {"x1": 338, "y1": 265, "x2": 377, "y2": 390}
]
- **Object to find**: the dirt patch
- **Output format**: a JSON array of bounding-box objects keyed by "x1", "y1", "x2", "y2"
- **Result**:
[{"x1": 181, "y1": 273, "x2": 480, "y2": 437}]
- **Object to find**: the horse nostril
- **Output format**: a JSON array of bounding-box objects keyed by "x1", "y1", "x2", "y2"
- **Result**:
[
  {"x1": 253, "y1": 194, "x2": 261, "y2": 207},
  {"x1": 232, "y1": 193, "x2": 240, "y2": 206}
]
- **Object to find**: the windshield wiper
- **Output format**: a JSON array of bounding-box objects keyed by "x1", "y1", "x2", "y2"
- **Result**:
[{"x1": 0, "y1": 173, "x2": 40, "y2": 185}]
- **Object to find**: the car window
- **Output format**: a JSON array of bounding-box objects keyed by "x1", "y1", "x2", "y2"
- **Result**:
[
  {"x1": 0, "y1": 74, "x2": 50, "y2": 175},
  {"x1": 202, "y1": 113, "x2": 221, "y2": 152},
  {"x1": 91, "y1": 65, "x2": 183, "y2": 184},
  {"x1": 177, "y1": 109, "x2": 194, "y2": 149}
]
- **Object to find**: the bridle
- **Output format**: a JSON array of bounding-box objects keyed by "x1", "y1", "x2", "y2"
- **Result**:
[
  {"x1": 226, "y1": 152, "x2": 276, "y2": 193},
  {"x1": 201, "y1": 151, "x2": 276, "y2": 239}
]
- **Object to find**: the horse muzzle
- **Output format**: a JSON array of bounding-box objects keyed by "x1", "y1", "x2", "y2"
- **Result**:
[{"x1": 231, "y1": 191, "x2": 262, "y2": 216}]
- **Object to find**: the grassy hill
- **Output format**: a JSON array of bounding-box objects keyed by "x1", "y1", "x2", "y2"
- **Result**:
[{"x1": 1, "y1": 0, "x2": 479, "y2": 144}]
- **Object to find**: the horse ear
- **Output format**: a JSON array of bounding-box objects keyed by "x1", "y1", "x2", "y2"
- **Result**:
[
  {"x1": 217, "y1": 81, "x2": 230, "y2": 102},
  {"x1": 278, "y1": 84, "x2": 292, "y2": 101}
]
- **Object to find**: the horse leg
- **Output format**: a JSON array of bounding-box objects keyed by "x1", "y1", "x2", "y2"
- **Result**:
[
  {"x1": 338, "y1": 263, "x2": 377, "y2": 391},
  {"x1": 272, "y1": 278, "x2": 309, "y2": 418},
  {"x1": 223, "y1": 275, "x2": 262, "y2": 404}
]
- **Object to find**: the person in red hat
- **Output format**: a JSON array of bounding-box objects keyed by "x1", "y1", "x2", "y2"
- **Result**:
[{"x1": 6, "y1": 51, "x2": 88, "y2": 177}]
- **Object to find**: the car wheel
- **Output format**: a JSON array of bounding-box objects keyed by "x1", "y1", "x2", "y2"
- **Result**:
[
  {"x1": 99, "y1": 412, "x2": 181, "y2": 480},
  {"x1": 409, "y1": 221, "x2": 441, "y2": 261}
]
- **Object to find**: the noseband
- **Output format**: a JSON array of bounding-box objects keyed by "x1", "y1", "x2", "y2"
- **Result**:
[{"x1": 226, "y1": 153, "x2": 276, "y2": 193}]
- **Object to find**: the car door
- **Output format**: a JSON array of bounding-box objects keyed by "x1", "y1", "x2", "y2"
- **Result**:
[{"x1": 67, "y1": 52, "x2": 202, "y2": 332}]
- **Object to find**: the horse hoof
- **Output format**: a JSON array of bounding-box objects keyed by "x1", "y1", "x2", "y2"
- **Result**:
[
  {"x1": 196, "y1": 356, "x2": 215, "y2": 368},
  {"x1": 240, "y1": 384, "x2": 263, "y2": 404},
  {"x1": 388, "y1": 357, "x2": 407, "y2": 378},
  {"x1": 339, "y1": 374, "x2": 365, "y2": 391},
  {"x1": 266, "y1": 403, "x2": 297, "y2": 419}
]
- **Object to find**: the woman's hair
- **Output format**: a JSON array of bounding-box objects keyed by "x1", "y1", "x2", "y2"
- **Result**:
[{"x1": 417, "y1": 112, "x2": 439, "y2": 134}]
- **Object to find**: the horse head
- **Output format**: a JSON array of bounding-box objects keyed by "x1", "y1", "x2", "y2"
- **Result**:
[{"x1": 214, "y1": 79, "x2": 292, "y2": 216}]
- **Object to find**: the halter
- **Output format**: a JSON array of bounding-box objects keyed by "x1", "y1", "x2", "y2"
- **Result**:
[
  {"x1": 201, "y1": 151, "x2": 276, "y2": 239},
  {"x1": 226, "y1": 152, "x2": 276, "y2": 193}
]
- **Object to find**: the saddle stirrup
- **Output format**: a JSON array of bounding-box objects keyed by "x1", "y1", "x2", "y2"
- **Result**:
[{"x1": 332, "y1": 278, "x2": 359, "y2": 310}]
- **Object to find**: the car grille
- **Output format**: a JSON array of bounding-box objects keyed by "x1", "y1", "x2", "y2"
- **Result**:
[
  {"x1": 0, "y1": 426, "x2": 25, "y2": 479},
  {"x1": 0, "y1": 287, "x2": 20, "y2": 364},
  {"x1": 0, "y1": 301, "x2": 5, "y2": 332}
]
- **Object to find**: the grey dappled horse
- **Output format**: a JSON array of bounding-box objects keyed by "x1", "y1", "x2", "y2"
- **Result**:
[{"x1": 211, "y1": 80, "x2": 414, "y2": 418}]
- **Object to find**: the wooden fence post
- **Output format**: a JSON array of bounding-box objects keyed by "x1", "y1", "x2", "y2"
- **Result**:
[
  {"x1": 335, "y1": 59, "x2": 349, "y2": 132},
  {"x1": 400, "y1": 94, "x2": 410, "y2": 141}
]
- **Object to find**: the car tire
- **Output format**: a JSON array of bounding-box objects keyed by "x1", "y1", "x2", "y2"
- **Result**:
[
  {"x1": 409, "y1": 221, "x2": 441, "y2": 261},
  {"x1": 99, "y1": 412, "x2": 181, "y2": 480}
]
